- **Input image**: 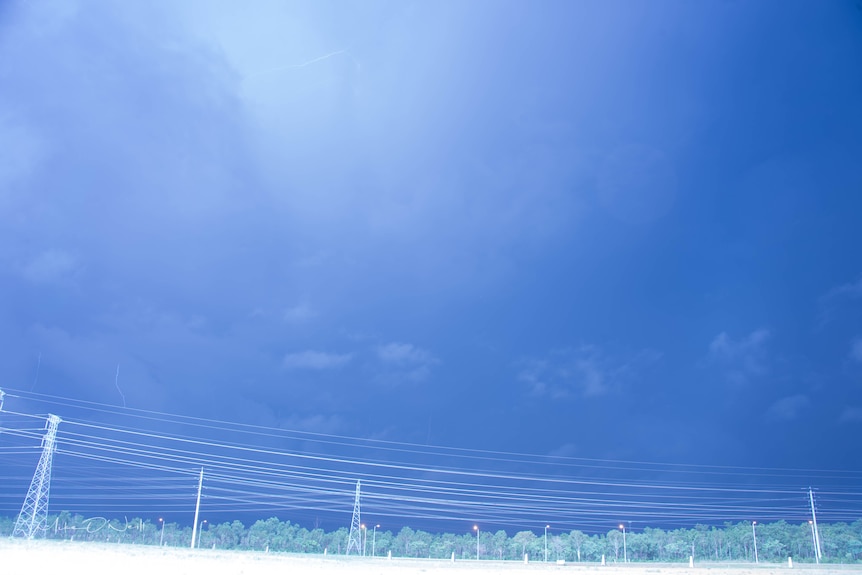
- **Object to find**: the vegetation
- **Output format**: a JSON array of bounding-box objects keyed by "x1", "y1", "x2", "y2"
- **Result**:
[{"x1": 1, "y1": 514, "x2": 860, "y2": 562}]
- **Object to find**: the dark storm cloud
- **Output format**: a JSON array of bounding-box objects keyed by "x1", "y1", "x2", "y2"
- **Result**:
[
  {"x1": 0, "y1": 1, "x2": 283, "y2": 417},
  {"x1": 1, "y1": 0, "x2": 862, "y2": 478}
]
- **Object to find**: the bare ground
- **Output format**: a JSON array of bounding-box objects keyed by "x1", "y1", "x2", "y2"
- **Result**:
[{"x1": 1, "y1": 539, "x2": 859, "y2": 575}]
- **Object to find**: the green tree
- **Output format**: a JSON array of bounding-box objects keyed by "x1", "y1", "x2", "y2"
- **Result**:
[
  {"x1": 513, "y1": 530, "x2": 537, "y2": 559},
  {"x1": 607, "y1": 529, "x2": 622, "y2": 562},
  {"x1": 395, "y1": 526, "x2": 415, "y2": 556},
  {"x1": 569, "y1": 529, "x2": 587, "y2": 561}
]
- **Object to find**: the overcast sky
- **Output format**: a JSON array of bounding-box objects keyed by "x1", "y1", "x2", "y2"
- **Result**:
[{"x1": 2, "y1": 0, "x2": 862, "y2": 497}]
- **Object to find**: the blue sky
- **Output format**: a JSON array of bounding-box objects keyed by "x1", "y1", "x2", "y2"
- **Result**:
[{"x1": 2, "y1": 0, "x2": 862, "y2": 524}]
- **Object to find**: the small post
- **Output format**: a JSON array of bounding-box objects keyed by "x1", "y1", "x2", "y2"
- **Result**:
[
  {"x1": 388, "y1": 550, "x2": 392, "y2": 560},
  {"x1": 788, "y1": 557, "x2": 793, "y2": 568},
  {"x1": 602, "y1": 554, "x2": 606, "y2": 566},
  {"x1": 690, "y1": 556, "x2": 694, "y2": 567},
  {"x1": 524, "y1": 553, "x2": 529, "y2": 564},
  {"x1": 451, "y1": 551, "x2": 455, "y2": 562}
]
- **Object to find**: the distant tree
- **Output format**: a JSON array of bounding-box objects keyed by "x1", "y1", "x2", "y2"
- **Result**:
[
  {"x1": 2, "y1": 513, "x2": 860, "y2": 564},
  {"x1": 0, "y1": 515, "x2": 14, "y2": 536},
  {"x1": 247, "y1": 517, "x2": 281, "y2": 550},
  {"x1": 410, "y1": 530, "x2": 432, "y2": 557},
  {"x1": 302, "y1": 527, "x2": 325, "y2": 553},
  {"x1": 569, "y1": 529, "x2": 587, "y2": 561},
  {"x1": 513, "y1": 530, "x2": 537, "y2": 559},
  {"x1": 395, "y1": 526, "x2": 415, "y2": 556},
  {"x1": 607, "y1": 529, "x2": 622, "y2": 562}
]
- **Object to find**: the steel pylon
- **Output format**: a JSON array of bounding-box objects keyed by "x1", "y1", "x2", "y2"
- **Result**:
[
  {"x1": 346, "y1": 480, "x2": 362, "y2": 555},
  {"x1": 13, "y1": 414, "x2": 62, "y2": 539}
]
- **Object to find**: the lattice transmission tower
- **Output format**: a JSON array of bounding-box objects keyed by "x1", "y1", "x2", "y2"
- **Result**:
[
  {"x1": 13, "y1": 414, "x2": 62, "y2": 539},
  {"x1": 346, "y1": 480, "x2": 362, "y2": 555}
]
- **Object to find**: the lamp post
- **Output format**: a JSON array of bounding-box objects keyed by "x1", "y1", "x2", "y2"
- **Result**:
[
  {"x1": 372, "y1": 524, "x2": 380, "y2": 557},
  {"x1": 197, "y1": 520, "x2": 207, "y2": 548},
  {"x1": 752, "y1": 521, "x2": 758, "y2": 564},
  {"x1": 620, "y1": 524, "x2": 627, "y2": 563},
  {"x1": 545, "y1": 525, "x2": 550, "y2": 562},
  {"x1": 473, "y1": 525, "x2": 479, "y2": 560},
  {"x1": 158, "y1": 518, "x2": 165, "y2": 547}
]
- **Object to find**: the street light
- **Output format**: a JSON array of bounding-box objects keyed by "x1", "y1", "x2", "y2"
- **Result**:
[
  {"x1": 473, "y1": 525, "x2": 479, "y2": 560},
  {"x1": 197, "y1": 519, "x2": 207, "y2": 548},
  {"x1": 545, "y1": 525, "x2": 550, "y2": 562},
  {"x1": 158, "y1": 518, "x2": 165, "y2": 547},
  {"x1": 372, "y1": 524, "x2": 380, "y2": 558},
  {"x1": 752, "y1": 521, "x2": 758, "y2": 564},
  {"x1": 620, "y1": 524, "x2": 627, "y2": 563}
]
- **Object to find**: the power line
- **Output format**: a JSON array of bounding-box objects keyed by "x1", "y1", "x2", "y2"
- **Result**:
[{"x1": 3, "y1": 389, "x2": 861, "y2": 532}]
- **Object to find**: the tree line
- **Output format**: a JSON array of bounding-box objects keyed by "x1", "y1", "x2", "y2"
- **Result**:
[{"x1": 2, "y1": 514, "x2": 860, "y2": 563}]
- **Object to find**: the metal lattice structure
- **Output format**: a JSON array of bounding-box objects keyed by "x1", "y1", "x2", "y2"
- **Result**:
[
  {"x1": 13, "y1": 414, "x2": 62, "y2": 539},
  {"x1": 346, "y1": 480, "x2": 362, "y2": 555}
]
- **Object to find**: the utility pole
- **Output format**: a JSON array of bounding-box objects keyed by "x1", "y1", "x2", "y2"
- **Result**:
[
  {"x1": 191, "y1": 468, "x2": 203, "y2": 549},
  {"x1": 13, "y1": 414, "x2": 62, "y2": 539},
  {"x1": 808, "y1": 488, "x2": 822, "y2": 562},
  {"x1": 346, "y1": 481, "x2": 362, "y2": 555},
  {"x1": 809, "y1": 521, "x2": 819, "y2": 563}
]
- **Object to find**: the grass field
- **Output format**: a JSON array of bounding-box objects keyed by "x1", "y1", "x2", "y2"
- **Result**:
[{"x1": 1, "y1": 539, "x2": 859, "y2": 575}]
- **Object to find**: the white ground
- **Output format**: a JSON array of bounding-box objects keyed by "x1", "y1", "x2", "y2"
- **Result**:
[{"x1": 1, "y1": 539, "x2": 859, "y2": 575}]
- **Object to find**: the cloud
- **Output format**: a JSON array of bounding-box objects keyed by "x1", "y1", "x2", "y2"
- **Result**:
[
  {"x1": 21, "y1": 250, "x2": 79, "y2": 284},
  {"x1": 709, "y1": 328, "x2": 770, "y2": 358},
  {"x1": 839, "y1": 407, "x2": 862, "y2": 424},
  {"x1": 24, "y1": 322, "x2": 172, "y2": 407},
  {"x1": 519, "y1": 345, "x2": 660, "y2": 399},
  {"x1": 371, "y1": 367, "x2": 433, "y2": 386},
  {"x1": 708, "y1": 328, "x2": 770, "y2": 384},
  {"x1": 838, "y1": 407, "x2": 862, "y2": 423},
  {"x1": 850, "y1": 338, "x2": 862, "y2": 363},
  {"x1": 766, "y1": 394, "x2": 809, "y2": 421},
  {"x1": 283, "y1": 304, "x2": 317, "y2": 323},
  {"x1": 0, "y1": 114, "x2": 43, "y2": 196},
  {"x1": 282, "y1": 350, "x2": 352, "y2": 370},
  {"x1": 818, "y1": 276, "x2": 862, "y2": 326},
  {"x1": 822, "y1": 276, "x2": 862, "y2": 301},
  {"x1": 373, "y1": 342, "x2": 438, "y2": 386},
  {"x1": 278, "y1": 413, "x2": 344, "y2": 434},
  {"x1": 377, "y1": 342, "x2": 435, "y2": 364}
]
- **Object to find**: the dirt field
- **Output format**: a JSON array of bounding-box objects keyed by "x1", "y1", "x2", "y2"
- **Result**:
[{"x1": 1, "y1": 539, "x2": 859, "y2": 575}]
